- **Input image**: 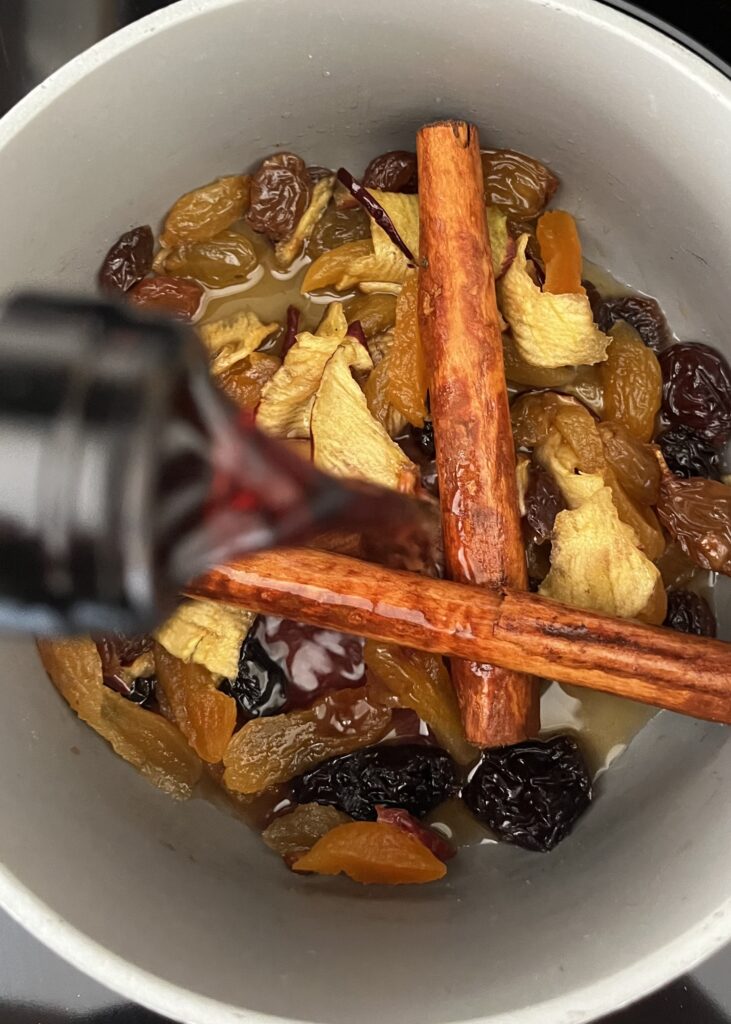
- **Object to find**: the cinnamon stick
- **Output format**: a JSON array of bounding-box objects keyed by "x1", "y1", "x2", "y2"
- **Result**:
[
  {"x1": 416, "y1": 120, "x2": 538, "y2": 746},
  {"x1": 188, "y1": 548, "x2": 731, "y2": 725}
]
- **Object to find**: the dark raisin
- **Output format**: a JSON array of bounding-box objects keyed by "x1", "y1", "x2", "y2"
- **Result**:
[
  {"x1": 524, "y1": 465, "x2": 565, "y2": 544},
  {"x1": 307, "y1": 165, "x2": 333, "y2": 183},
  {"x1": 308, "y1": 204, "x2": 370, "y2": 258},
  {"x1": 127, "y1": 276, "x2": 203, "y2": 320},
  {"x1": 596, "y1": 295, "x2": 671, "y2": 353},
  {"x1": 582, "y1": 279, "x2": 602, "y2": 322},
  {"x1": 481, "y1": 149, "x2": 559, "y2": 218},
  {"x1": 660, "y1": 342, "x2": 731, "y2": 444},
  {"x1": 114, "y1": 675, "x2": 156, "y2": 707},
  {"x1": 363, "y1": 150, "x2": 418, "y2": 193},
  {"x1": 410, "y1": 420, "x2": 436, "y2": 459},
  {"x1": 257, "y1": 615, "x2": 365, "y2": 708},
  {"x1": 96, "y1": 633, "x2": 152, "y2": 669},
  {"x1": 463, "y1": 736, "x2": 591, "y2": 852},
  {"x1": 292, "y1": 744, "x2": 457, "y2": 820},
  {"x1": 657, "y1": 425, "x2": 721, "y2": 480},
  {"x1": 246, "y1": 152, "x2": 312, "y2": 241},
  {"x1": 420, "y1": 460, "x2": 440, "y2": 497},
  {"x1": 220, "y1": 629, "x2": 288, "y2": 718},
  {"x1": 98, "y1": 225, "x2": 153, "y2": 294},
  {"x1": 664, "y1": 589, "x2": 717, "y2": 637}
]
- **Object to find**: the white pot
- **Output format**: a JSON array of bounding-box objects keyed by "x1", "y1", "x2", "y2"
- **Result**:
[{"x1": 0, "y1": 1, "x2": 729, "y2": 1022}]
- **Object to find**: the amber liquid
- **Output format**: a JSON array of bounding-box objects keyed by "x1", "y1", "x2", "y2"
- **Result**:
[{"x1": 183, "y1": 235, "x2": 717, "y2": 848}]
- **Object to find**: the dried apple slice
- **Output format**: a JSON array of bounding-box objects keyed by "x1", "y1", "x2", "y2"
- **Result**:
[
  {"x1": 312, "y1": 344, "x2": 418, "y2": 491},
  {"x1": 540, "y1": 486, "x2": 666, "y2": 624},
  {"x1": 38, "y1": 638, "x2": 201, "y2": 798},
  {"x1": 198, "y1": 309, "x2": 278, "y2": 375},
  {"x1": 155, "y1": 598, "x2": 255, "y2": 679},
  {"x1": 499, "y1": 235, "x2": 610, "y2": 367}
]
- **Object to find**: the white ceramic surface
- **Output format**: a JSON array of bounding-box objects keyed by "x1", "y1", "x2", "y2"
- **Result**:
[{"x1": 0, "y1": 1, "x2": 729, "y2": 1022}]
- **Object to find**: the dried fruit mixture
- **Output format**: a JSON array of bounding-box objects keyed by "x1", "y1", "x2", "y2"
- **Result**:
[{"x1": 40, "y1": 139, "x2": 729, "y2": 886}]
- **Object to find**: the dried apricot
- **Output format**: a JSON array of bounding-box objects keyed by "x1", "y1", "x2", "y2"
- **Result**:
[
  {"x1": 602, "y1": 322, "x2": 662, "y2": 442},
  {"x1": 161, "y1": 175, "x2": 250, "y2": 248},
  {"x1": 292, "y1": 821, "x2": 447, "y2": 884},
  {"x1": 154, "y1": 643, "x2": 237, "y2": 763},
  {"x1": 536, "y1": 211, "x2": 584, "y2": 295}
]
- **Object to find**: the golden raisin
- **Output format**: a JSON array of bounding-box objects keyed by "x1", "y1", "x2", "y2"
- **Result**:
[
  {"x1": 302, "y1": 239, "x2": 372, "y2": 292},
  {"x1": 216, "y1": 353, "x2": 281, "y2": 410},
  {"x1": 385, "y1": 271, "x2": 427, "y2": 427},
  {"x1": 164, "y1": 230, "x2": 258, "y2": 288},
  {"x1": 602, "y1": 322, "x2": 662, "y2": 442},
  {"x1": 160, "y1": 175, "x2": 250, "y2": 248},
  {"x1": 343, "y1": 292, "x2": 397, "y2": 338}
]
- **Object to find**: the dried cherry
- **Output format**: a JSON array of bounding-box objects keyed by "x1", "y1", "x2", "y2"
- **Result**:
[
  {"x1": 291, "y1": 743, "x2": 458, "y2": 820},
  {"x1": 660, "y1": 342, "x2": 731, "y2": 444},
  {"x1": 657, "y1": 425, "x2": 721, "y2": 480},
  {"x1": 127, "y1": 276, "x2": 203, "y2": 320},
  {"x1": 596, "y1": 294, "x2": 671, "y2": 353},
  {"x1": 463, "y1": 735, "x2": 591, "y2": 852},
  {"x1": 363, "y1": 150, "x2": 418, "y2": 193},
  {"x1": 664, "y1": 590, "x2": 717, "y2": 638},
  {"x1": 523, "y1": 465, "x2": 565, "y2": 544},
  {"x1": 98, "y1": 225, "x2": 153, "y2": 294},
  {"x1": 246, "y1": 152, "x2": 312, "y2": 241},
  {"x1": 308, "y1": 204, "x2": 370, "y2": 258}
]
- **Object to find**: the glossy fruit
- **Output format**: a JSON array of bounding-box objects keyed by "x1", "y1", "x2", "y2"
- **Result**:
[
  {"x1": 219, "y1": 628, "x2": 288, "y2": 719},
  {"x1": 291, "y1": 743, "x2": 458, "y2": 820},
  {"x1": 292, "y1": 821, "x2": 446, "y2": 884},
  {"x1": 308, "y1": 205, "x2": 370, "y2": 258},
  {"x1": 511, "y1": 392, "x2": 604, "y2": 472},
  {"x1": 375, "y1": 806, "x2": 456, "y2": 861},
  {"x1": 656, "y1": 475, "x2": 731, "y2": 575},
  {"x1": 262, "y1": 803, "x2": 352, "y2": 866},
  {"x1": 598, "y1": 421, "x2": 661, "y2": 505},
  {"x1": 660, "y1": 342, "x2": 731, "y2": 444},
  {"x1": 364, "y1": 642, "x2": 476, "y2": 764},
  {"x1": 246, "y1": 152, "x2": 312, "y2": 241},
  {"x1": 536, "y1": 211, "x2": 584, "y2": 295},
  {"x1": 481, "y1": 149, "x2": 559, "y2": 217},
  {"x1": 302, "y1": 239, "x2": 372, "y2": 292},
  {"x1": 160, "y1": 175, "x2": 250, "y2": 248},
  {"x1": 98, "y1": 225, "x2": 154, "y2": 294},
  {"x1": 523, "y1": 464, "x2": 566, "y2": 543},
  {"x1": 154, "y1": 643, "x2": 237, "y2": 763},
  {"x1": 596, "y1": 294, "x2": 670, "y2": 353},
  {"x1": 602, "y1": 322, "x2": 662, "y2": 442},
  {"x1": 342, "y1": 292, "x2": 397, "y2": 338},
  {"x1": 657, "y1": 425, "x2": 721, "y2": 480},
  {"x1": 38, "y1": 638, "x2": 201, "y2": 798},
  {"x1": 664, "y1": 590, "x2": 717, "y2": 638},
  {"x1": 363, "y1": 151, "x2": 418, "y2": 193},
  {"x1": 502, "y1": 333, "x2": 577, "y2": 390},
  {"x1": 127, "y1": 276, "x2": 203, "y2": 320},
  {"x1": 384, "y1": 270, "x2": 427, "y2": 427},
  {"x1": 463, "y1": 735, "x2": 591, "y2": 852},
  {"x1": 165, "y1": 230, "x2": 258, "y2": 288},
  {"x1": 222, "y1": 687, "x2": 392, "y2": 793},
  {"x1": 216, "y1": 353, "x2": 281, "y2": 410}
]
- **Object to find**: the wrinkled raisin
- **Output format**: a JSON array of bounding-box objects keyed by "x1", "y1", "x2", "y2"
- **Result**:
[
  {"x1": 307, "y1": 165, "x2": 333, "y2": 183},
  {"x1": 481, "y1": 149, "x2": 559, "y2": 218},
  {"x1": 98, "y1": 225, "x2": 153, "y2": 294},
  {"x1": 127, "y1": 276, "x2": 203, "y2": 320},
  {"x1": 410, "y1": 420, "x2": 436, "y2": 459},
  {"x1": 582, "y1": 279, "x2": 603, "y2": 322},
  {"x1": 656, "y1": 475, "x2": 731, "y2": 575},
  {"x1": 657, "y1": 425, "x2": 721, "y2": 480},
  {"x1": 164, "y1": 230, "x2": 258, "y2": 288},
  {"x1": 596, "y1": 295, "x2": 671, "y2": 353},
  {"x1": 363, "y1": 150, "x2": 418, "y2": 193},
  {"x1": 602, "y1": 322, "x2": 662, "y2": 442},
  {"x1": 524, "y1": 465, "x2": 565, "y2": 544},
  {"x1": 220, "y1": 629, "x2": 288, "y2": 718},
  {"x1": 95, "y1": 634, "x2": 156, "y2": 706},
  {"x1": 660, "y1": 342, "x2": 731, "y2": 444},
  {"x1": 599, "y1": 421, "x2": 661, "y2": 505},
  {"x1": 664, "y1": 590, "x2": 717, "y2": 638},
  {"x1": 246, "y1": 152, "x2": 312, "y2": 241},
  {"x1": 307, "y1": 204, "x2": 370, "y2": 258},
  {"x1": 292, "y1": 744, "x2": 458, "y2": 821},
  {"x1": 463, "y1": 735, "x2": 591, "y2": 852}
]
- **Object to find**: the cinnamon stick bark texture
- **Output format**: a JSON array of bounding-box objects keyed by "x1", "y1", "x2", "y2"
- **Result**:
[
  {"x1": 416, "y1": 120, "x2": 538, "y2": 746},
  {"x1": 189, "y1": 548, "x2": 731, "y2": 725}
]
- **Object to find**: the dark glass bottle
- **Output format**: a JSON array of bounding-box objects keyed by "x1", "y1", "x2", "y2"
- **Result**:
[{"x1": 0, "y1": 295, "x2": 431, "y2": 635}]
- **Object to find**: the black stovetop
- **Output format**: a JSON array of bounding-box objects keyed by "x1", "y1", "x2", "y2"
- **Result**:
[{"x1": 0, "y1": 1, "x2": 729, "y2": 1021}]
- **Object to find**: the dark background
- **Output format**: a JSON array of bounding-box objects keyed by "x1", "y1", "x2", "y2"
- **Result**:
[{"x1": 0, "y1": 0, "x2": 729, "y2": 1021}]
